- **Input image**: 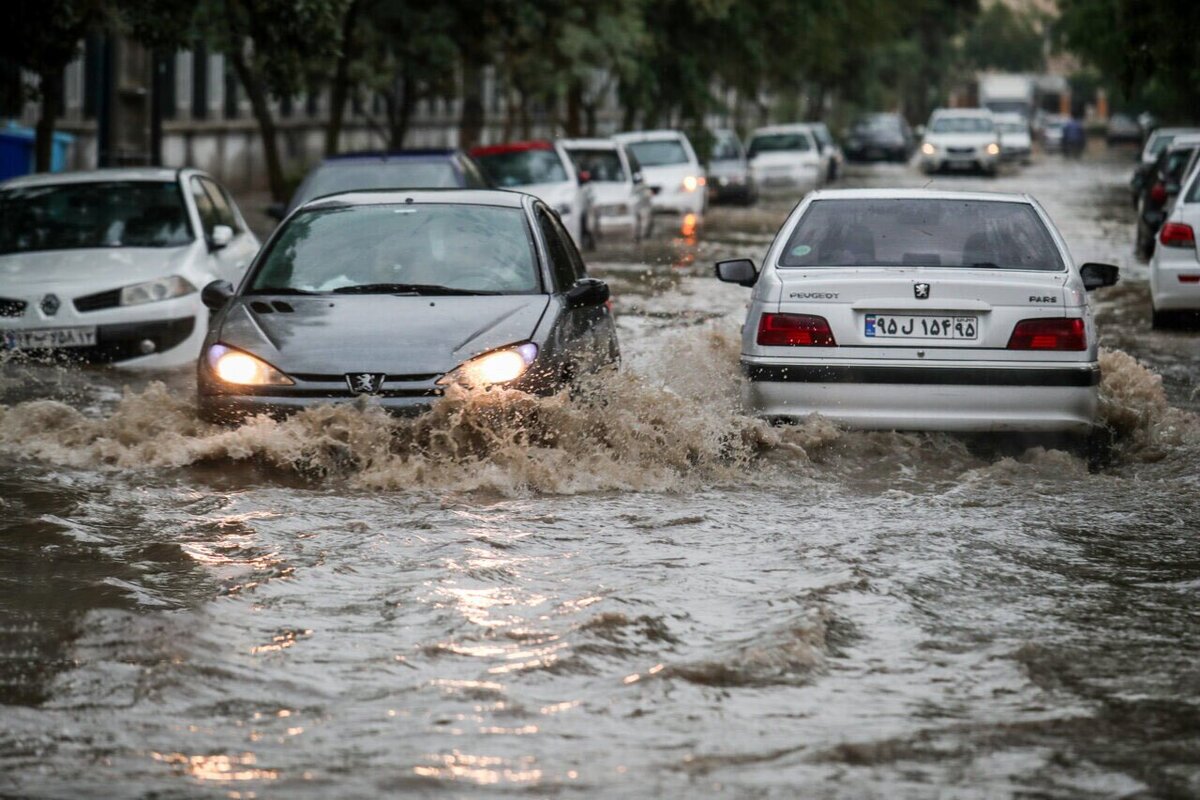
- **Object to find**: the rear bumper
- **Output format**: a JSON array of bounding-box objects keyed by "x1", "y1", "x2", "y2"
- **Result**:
[
  {"x1": 1150, "y1": 254, "x2": 1200, "y2": 310},
  {"x1": 649, "y1": 188, "x2": 704, "y2": 216},
  {"x1": 743, "y1": 361, "x2": 1099, "y2": 432}
]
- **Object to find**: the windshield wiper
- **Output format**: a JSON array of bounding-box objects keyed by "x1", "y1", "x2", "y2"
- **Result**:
[
  {"x1": 248, "y1": 286, "x2": 320, "y2": 295},
  {"x1": 331, "y1": 283, "x2": 499, "y2": 296}
]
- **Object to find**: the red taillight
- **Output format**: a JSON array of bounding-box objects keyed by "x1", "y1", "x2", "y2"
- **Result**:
[
  {"x1": 1180, "y1": 275, "x2": 1200, "y2": 283},
  {"x1": 1007, "y1": 318, "x2": 1086, "y2": 351},
  {"x1": 757, "y1": 313, "x2": 837, "y2": 346},
  {"x1": 1159, "y1": 222, "x2": 1196, "y2": 248},
  {"x1": 1149, "y1": 182, "x2": 1167, "y2": 205}
]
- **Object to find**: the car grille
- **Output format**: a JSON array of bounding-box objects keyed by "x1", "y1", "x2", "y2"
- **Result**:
[
  {"x1": 0, "y1": 297, "x2": 26, "y2": 317},
  {"x1": 74, "y1": 288, "x2": 122, "y2": 312},
  {"x1": 947, "y1": 147, "x2": 976, "y2": 156}
]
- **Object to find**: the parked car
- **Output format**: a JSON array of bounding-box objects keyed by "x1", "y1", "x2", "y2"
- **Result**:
[
  {"x1": 706, "y1": 128, "x2": 756, "y2": 205},
  {"x1": 1135, "y1": 135, "x2": 1200, "y2": 259},
  {"x1": 919, "y1": 109, "x2": 1001, "y2": 175},
  {"x1": 1149, "y1": 157, "x2": 1200, "y2": 326},
  {"x1": 715, "y1": 188, "x2": 1118, "y2": 438},
  {"x1": 993, "y1": 112, "x2": 1033, "y2": 164},
  {"x1": 0, "y1": 168, "x2": 260, "y2": 367},
  {"x1": 273, "y1": 149, "x2": 489, "y2": 219},
  {"x1": 1041, "y1": 114, "x2": 1067, "y2": 153},
  {"x1": 560, "y1": 138, "x2": 653, "y2": 242},
  {"x1": 1132, "y1": 127, "x2": 1199, "y2": 206},
  {"x1": 197, "y1": 189, "x2": 619, "y2": 421},
  {"x1": 1106, "y1": 113, "x2": 1143, "y2": 145},
  {"x1": 746, "y1": 124, "x2": 826, "y2": 195},
  {"x1": 612, "y1": 130, "x2": 707, "y2": 223},
  {"x1": 808, "y1": 122, "x2": 844, "y2": 182},
  {"x1": 470, "y1": 140, "x2": 594, "y2": 250},
  {"x1": 843, "y1": 113, "x2": 914, "y2": 163}
]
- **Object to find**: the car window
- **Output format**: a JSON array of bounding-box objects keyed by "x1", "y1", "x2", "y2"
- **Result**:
[
  {"x1": 0, "y1": 181, "x2": 193, "y2": 254},
  {"x1": 625, "y1": 139, "x2": 689, "y2": 167},
  {"x1": 474, "y1": 148, "x2": 568, "y2": 187},
  {"x1": 459, "y1": 156, "x2": 490, "y2": 188},
  {"x1": 711, "y1": 134, "x2": 742, "y2": 161},
  {"x1": 748, "y1": 133, "x2": 812, "y2": 158},
  {"x1": 251, "y1": 204, "x2": 540, "y2": 294},
  {"x1": 200, "y1": 177, "x2": 240, "y2": 232},
  {"x1": 190, "y1": 176, "x2": 220, "y2": 238},
  {"x1": 930, "y1": 117, "x2": 995, "y2": 134},
  {"x1": 535, "y1": 207, "x2": 581, "y2": 291},
  {"x1": 779, "y1": 199, "x2": 1064, "y2": 271},
  {"x1": 565, "y1": 148, "x2": 626, "y2": 182}
]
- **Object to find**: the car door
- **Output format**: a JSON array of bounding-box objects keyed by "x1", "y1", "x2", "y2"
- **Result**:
[
  {"x1": 535, "y1": 205, "x2": 610, "y2": 374},
  {"x1": 189, "y1": 176, "x2": 258, "y2": 284}
]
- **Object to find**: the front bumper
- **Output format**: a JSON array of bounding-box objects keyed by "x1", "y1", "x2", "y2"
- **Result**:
[
  {"x1": 2, "y1": 315, "x2": 197, "y2": 364},
  {"x1": 649, "y1": 186, "x2": 705, "y2": 215},
  {"x1": 742, "y1": 360, "x2": 1100, "y2": 432},
  {"x1": 198, "y1": 392, "x2": 439, "y2": 422}
]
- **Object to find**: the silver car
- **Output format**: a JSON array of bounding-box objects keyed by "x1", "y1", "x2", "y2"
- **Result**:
[
  {"x1": 198, "y1": 189, "x2": 618, "y2": 421},
  {"x1": 716, "y1": 189, "x2": 1119, "y2": 434}
]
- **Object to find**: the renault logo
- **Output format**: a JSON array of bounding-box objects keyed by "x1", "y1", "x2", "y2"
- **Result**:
[
  {"x1": 40, "y1": 293, "x2": 60, "y2": 316},
  {"x1": 346, "y1": 373, "x2": 386, "y2": 394},
  {"x1": 913, "y1": 283, "x2": 931, "y2": 300}
]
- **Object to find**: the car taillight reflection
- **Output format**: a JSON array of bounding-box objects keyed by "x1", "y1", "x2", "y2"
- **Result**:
[
  {"x1": 1006, "y1": 318, "x2": 1086, "y2": 351},
  {"x1": 1159, "y1": 222, "x2": 1196, "y2": 248},
  {"x1": 757, "y1": 313, "x2": 837, "y2": 346}
]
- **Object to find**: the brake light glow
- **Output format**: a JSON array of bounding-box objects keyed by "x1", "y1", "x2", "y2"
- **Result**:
[
  {"x1": 1159, "y1": 222, "x2": 1195, "y2": 248},
  {"x1": 757, "y1": 313, "x2": 837, "y2": 346},
  {"x1": 1006, "y1": 318, "x2": 1086, "y2": 351}
]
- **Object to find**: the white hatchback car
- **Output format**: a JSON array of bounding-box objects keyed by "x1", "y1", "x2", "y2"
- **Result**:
[
  {"x1": 0, "y1": 168, "x2": 260, "y2": 367},
  {"x1": 560, "y1": 138, "x2": 653, "y2": 242},
  {"x1": 920, "y1": 109, "x2": 1002, "y2": 175},
  {"x1": 716, "y1": 189, "x2": 1119, "y2": 434},
  {"x1": 613, "y1": 130, "x2": 706, "y2": 223},
  {"x1": 993, "y1": 112, "x2": 1033, "y2": 164},
  {"x1": 1149, "y1": 158, "x2": 1200, "y2": 326},
  {"x1": 746, "y1": 124, "x2": 826, "y2": 195}
]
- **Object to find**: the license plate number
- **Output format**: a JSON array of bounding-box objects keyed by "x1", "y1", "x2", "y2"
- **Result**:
[
  {"x1": 3, "y1": 326, "x2": 98, "y2": 350},
  {"x1": 865, "y1": 314, "x2": 977, "y2": 340}
]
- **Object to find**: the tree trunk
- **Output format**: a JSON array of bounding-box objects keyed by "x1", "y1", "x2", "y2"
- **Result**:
[
  {"x1": 34, "y1": 66, "x2": 63, "y2": 173},
  {"x1": 324, "y1": 0, "x2": 361, "y2": 156},
  {"x1": 458, "y1": 54, "x2": 485, "y2": 149},
  {"x1": 565, "y1": 80, "x2": 583, "y2": 137},
  {"x1": 386, "y1": 73, "x2": 415, "y2": 149},
  {"x1": 227, "y1": 41, "x2": 285, "y2": 201}
]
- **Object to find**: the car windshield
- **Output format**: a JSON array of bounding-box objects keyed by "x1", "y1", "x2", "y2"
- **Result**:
[
  {"x1": 625, "y1": 140, "x2": 689, "y2": 167},
  {"x1": 0, "y1": 180, "x2": 192, "y2": 255},
  {"x1": 474, "y1": 149, "x2": 567, "y2": 187},
  {"x1": 251, "y1": 203, "x2": 540, "y2": 294},
  {"x1": 931, "y1": 117, "x2": 994, "y2": 134},
  {"x1": 854, "y1": 116, "x2": 901, "y2": 133},
  {"x1": 748, "y1": 133, "x2": 812, "y2": 158},
  {"x1": 711, "y1": 134, "x2": 742, "y2": 161},
  {"x1": 997, "y1": 122, "x2": 1027, "y2": 134},
  {"x1": 779, "y1": 199, "x2": 1064, "y2": 271},
  {"x1": 291, "y1": 161, "x2": 461, "y2": 209},
  {"x1": 565, "y1": 149, "x2": 626, "y2": 182}
]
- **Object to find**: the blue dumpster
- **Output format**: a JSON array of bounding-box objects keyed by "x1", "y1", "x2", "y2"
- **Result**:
[{"x1": 0, "y1": 124, "x2": 75, "y2": 181}]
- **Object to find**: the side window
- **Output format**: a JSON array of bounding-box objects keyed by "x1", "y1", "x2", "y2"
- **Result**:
[
  {"x1": 201, "y1": 178, "x2": 241, "y2": 232},
  {"x1": 536, "y1": 207, "x2": 581, "y2": 291},
  {"x1": 189, "y1": 176, "x2": 218, "y2": 238}
]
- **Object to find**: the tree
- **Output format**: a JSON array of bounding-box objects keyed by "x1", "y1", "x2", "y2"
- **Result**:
[{"x1": 963, "y1": 3, "x2": 1045, "y2": 73}]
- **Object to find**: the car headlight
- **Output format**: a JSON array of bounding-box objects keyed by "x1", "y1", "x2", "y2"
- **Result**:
[
  {"x1": 986, "y1": 142, "x2": 1001, "y2": 156},
  {"x1": 206, "y1": 344, "x2": 293, "y2": 386},
  {"x1": 921, "y1": 142, "x2": 936, "y2": 156},
  {"x1": 554, "y1": 203, "x2": 572, "y2": 216},
  {"x1": 120, "y1": 275, "x2": 196, "y2": 306},
  {"x1": 437, "y1": 342, "x2": 538, "y2": 388},
  {"x1": 682, "y1": 175, "x2": 706, "y2": 192}
]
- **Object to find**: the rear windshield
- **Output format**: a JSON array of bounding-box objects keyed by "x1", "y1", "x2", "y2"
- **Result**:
[
  {"x1": 0, "y1": 181, "x2": 192, "y2": 254},
  {"x1": 748, "y1": 133, "x2": 812, "y2": 158},
  {"x1": 292, "y1": 161, "x2": 461, "y2": 210},
  {"x1": 779, "y1": 199, "x2": 1064, "y2": 271},
  {"x1": 565, "y1": 148, "x2": 626, "y2": 182},
  {"x1": 625, "y1": 140, "x2": 689, "y2": 167},
  {"x1": 931, "y1": 117, "x2": 994, "y2": 134},
  {"x1": 474, "y1": 149, "x2": 568, "y2": 187},
  {"x1": 252, "y1": 204, "x2": 540, "y2": 294}
]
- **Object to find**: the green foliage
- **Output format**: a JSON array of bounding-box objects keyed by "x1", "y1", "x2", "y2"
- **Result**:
[{"x1": 963, "y1": 3, "x2": 1045, "y2": 73}]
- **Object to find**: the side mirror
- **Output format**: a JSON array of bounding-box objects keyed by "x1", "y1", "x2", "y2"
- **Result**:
[
  {"x1": 1079, "y1": 262, "x2": 1119, "y2": 291},
  {"x1": 631, "y1": 171, "x2": 643, "y2": 184},
  {"x1": 201, "y1": 279, "x2": 236, "y2": 310},
  {"x1": 209, "y1": 224, "x2": 234, "y2": 250},
  {"x1": 565, "y1": 277, "x2": 610, "y2": 309},
  {"x1": 266, "y1": 202, "x2": 286, "y2": 221},
  {"x1": 715, "y1": 258, "x2": 758, "y2": 287}
]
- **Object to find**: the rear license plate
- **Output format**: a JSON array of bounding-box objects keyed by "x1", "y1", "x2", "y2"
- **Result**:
[
  {"x1": 865, "y1": 314, "x2": 977, "y2": 340},
  {"x1": 3, "y1": 326, "x2": 98, "y2": 350}
]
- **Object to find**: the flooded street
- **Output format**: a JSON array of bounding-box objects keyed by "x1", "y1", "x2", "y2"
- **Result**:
[{"x1": 2, "y1": 151, "x2": 1199, "y2": 798}]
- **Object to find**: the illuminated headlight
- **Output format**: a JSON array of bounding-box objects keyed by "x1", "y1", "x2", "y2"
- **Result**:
[
  {"x1": 120, "y1": 275, "x2": 195, "y2": 306},
  {"x1": 921, "y1": 142, "x2": 936, "y2": 156},
  {"x1": 681, "y1": 175, "x2": 706, "y2": 192},
  {"x1": 437, "y1": 343, "x2": 538, "y2": 388},
  {"x1": 985, "y1": 142, "x2": 1001, "y2": 156},
  {"x1": 206, "y1": 344, "x2": 293, "y2": 386},
  {"x1": 554, "y1": 203, "x2": 572, "y2": 216}
]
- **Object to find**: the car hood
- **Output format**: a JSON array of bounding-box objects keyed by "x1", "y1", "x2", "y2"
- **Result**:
[
  {"x1": 218, "y1": 294, "x2": 550, "y2": 375},
  {"x1": 0, "y1": 245, "x2": 199, "y2": 291}
]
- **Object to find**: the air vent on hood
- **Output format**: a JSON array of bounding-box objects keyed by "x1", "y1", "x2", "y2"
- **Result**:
[
  {"x1": 0, "y1": 297, "x2": 26, "y2": 317},
  {"x1": 74, "y1": 289, "x2": 122, "y2": 312},
  {"x1": 250, "y1": 301, "x2": 275, "y2": 314},
  {"x1": 249, "y1": 300, "x2": 296, "y2": 314},
  {"x1": 272, "y1": 301, "x2": 294, "y2": 313}
]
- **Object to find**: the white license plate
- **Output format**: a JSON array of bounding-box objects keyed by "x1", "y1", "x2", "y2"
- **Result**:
[
  {"x1": 3, "y1": 326, "x2": 98, "y2": 350},
  {"x1": 865, "y1": 314, "x2": 977, "y2": 340}
]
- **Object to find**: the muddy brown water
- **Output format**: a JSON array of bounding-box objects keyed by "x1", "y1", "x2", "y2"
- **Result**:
[{"x1": 2, "y1": 152, "x2": 1198, "y2": 799}]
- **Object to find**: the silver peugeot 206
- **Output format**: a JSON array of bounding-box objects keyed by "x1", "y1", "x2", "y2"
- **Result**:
[
  {"x1": 197, "y1": 189, "x2": 618, "y2": 421},
  {"x1": 716, "y1": 189, "x2": 1119, "y2": 435}
]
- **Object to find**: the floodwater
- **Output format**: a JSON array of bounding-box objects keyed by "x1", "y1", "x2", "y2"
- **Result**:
[{"x1": 2, "y1": 151, "x2": 1198, "y2": 799}]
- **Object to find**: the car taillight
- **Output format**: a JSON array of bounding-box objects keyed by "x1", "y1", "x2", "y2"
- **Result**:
[
  {"x1": 1007, "y1": 318, "x2": 1086, "y2": 351},
  {"x1": 1149, "y1": 182, "x2": 1167, "y2": 205},
  {"x1": 757, "y1": 313, "x2": 837, "y2": 346},
  {"x1": 1159, "y1": 222, "x2": 1196, "y2": 248}
]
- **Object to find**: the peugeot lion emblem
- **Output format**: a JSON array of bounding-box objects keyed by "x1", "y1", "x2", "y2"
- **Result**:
[
  {"x1": 40, "y1": 293, "x2": 60, "y2": 316},
  {"x1": 346, "y1": 373, "x2": 386, "y2": 395},
  {"x1": 913, "y1": 283, "x2": 931, "y2": 300}
]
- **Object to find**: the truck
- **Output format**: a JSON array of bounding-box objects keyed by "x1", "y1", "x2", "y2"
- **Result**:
[{"x1": 977, "y1": 73, "x2": 1036, "y2": 120}]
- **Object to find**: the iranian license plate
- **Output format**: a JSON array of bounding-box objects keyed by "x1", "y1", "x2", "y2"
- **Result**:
[
  {"x1": 3, "y1": 326, "x2": 98, "y2": 350},
  {"x1": 865, "y1": 314, "x2": 977, "y2": 340}
]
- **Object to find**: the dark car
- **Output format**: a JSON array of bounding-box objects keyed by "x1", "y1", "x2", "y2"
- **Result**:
[
  {"x1": 844, "y1": 113, "x2": 914, "y2": 163},
  {"x1": 198, "y1": 189, "x2": 619, "y2": 421},
  {"x1": 1135, "y1": 139, "x2": 1200, "y2": 258},
  {"x1": 270, "y1": 150, "x2": 490, "y2": 219}
]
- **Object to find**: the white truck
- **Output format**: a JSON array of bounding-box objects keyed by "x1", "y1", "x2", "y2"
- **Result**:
[{"x1": 978, "y1": 74, "x2": 1036, "y2": 120}]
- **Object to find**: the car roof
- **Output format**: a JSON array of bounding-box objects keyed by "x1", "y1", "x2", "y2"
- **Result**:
[
  {"x1": 559, "y1": 138, "x2": 618, "y2": 150},
  {"x1": 321, "y1": 149, "x2": 462, "y2": 163},
  {"x1": 751, "y1": 123, "x2": 816, "y2": 135},
  {"x1": 300, "y1": 188, "x2": 529, "y2": 211},
  {"x1": 1, "y1": 167, "x2": 185, "y2": 188},
  {"x1": 806, "y1": 188, "x2": 1032, "y2": 204}
]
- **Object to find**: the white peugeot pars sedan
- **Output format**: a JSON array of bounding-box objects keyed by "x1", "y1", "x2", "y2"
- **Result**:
[
  {"x1": 716, "y1": 189, "x2": 1119, "y2": 435},
  {"x1": 0, "y1": 168, "x2": 260, "y2": 367}
]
